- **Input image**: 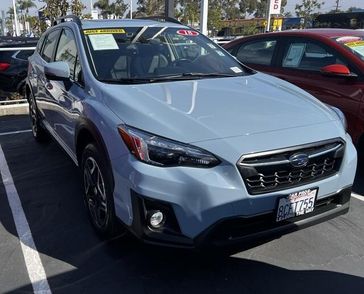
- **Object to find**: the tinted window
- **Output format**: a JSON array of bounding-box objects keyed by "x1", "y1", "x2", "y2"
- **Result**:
[
  {"x1": 236, "y1": 40, "x2": 277, "y2": 65},
  {"x1": 282, "y1": 41, "x2": 346, "y2": 71},
  {"x1": 41, "y1": 30, "x2": 60, "y2": 62},
  {"x1": 84, "y1": 27, "x2": 249, "y2": 82},
  {"x1": 55, "y1": 29, "x2": 78, "y2": 80},
  {"x1": 16, "y1": 50, "x2": 34, "y2": 60},
  {"x1": 36, "y1": 34, "x2": 46, "y2": 53}
]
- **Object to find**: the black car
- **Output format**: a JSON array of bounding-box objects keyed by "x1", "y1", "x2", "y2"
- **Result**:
[{"x1": 0, "y1": 37, "x2": 38, "y2": 97}]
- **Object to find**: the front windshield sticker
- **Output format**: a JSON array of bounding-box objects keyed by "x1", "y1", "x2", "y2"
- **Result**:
[
  {"x1": 207, "y1": 43, "x2": 217, "y2": 49},
  {"x1": 345, "y1": 40, "x2": 364, "y2": 48},
  {"x1": 230, "y1": 66, "x2": 243, "y2": 73},
  {"x1": 88, "y1": 34, "x2": 119, "y2": 51},
  {"x1": 176, "y1": 30, "x2": 199, "y2": 36},
  {"x1": 84, "y1": 28, "x2": 126, "y2": 35},
  {"x1": 283, "y1": 43, "x2": 306, "y2": 67}
]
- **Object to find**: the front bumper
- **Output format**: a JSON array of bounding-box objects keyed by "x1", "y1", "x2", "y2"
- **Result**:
[{"x1": 128, "y1": 187, "x2": 351, "y2": 249}]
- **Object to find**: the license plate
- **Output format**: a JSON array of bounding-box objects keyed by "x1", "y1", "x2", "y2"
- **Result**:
[{"x1": 276, "y1": 188, "x2": 318, "y2": 222}]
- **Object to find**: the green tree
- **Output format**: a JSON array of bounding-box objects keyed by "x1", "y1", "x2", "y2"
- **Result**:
[
  {"x1": 177, "y1": 0, "x2": 199, "y2": 25},
  {"x1": 240, "y1": 0, "x2": 287, "y2": 18},
  {"x1": 71, "y1": 0, "x2": 86, "y2": 16},
  {"x1": 295, "y1": 0, "x2": 325, "y2": 28},
  {"x1": 136, "y1": 0, "x2": 165, "y2": 16},
  {"x1": 110, "y1": 0, "x2": 129, "y2": 18},
  {"x1": 94, "y1": 0, "x2": 112, "y2": 18},
  {"x1": 44, "y1": 0, "x2": 70, "y2": 23}
]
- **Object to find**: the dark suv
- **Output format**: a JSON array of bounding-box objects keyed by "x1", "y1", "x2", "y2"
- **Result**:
[{"x1": 0, "y1": 37, "x2": 37, "y2": 97}]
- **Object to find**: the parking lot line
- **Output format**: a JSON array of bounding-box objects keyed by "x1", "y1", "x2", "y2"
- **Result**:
[
  {"x1": 0, "y1": 145, "x2": 52, "y2": 294},
  {"x1": 0, "y1": 129, "x2": 32, "y2": 136},
  {"x1": 352, "y1": 193, "x2": 364, "y2": 202}
]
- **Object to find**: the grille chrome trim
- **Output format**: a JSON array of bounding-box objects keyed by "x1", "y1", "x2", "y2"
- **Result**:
[{"x1": 237, "y1": 138, "x2": 345, "y2": 195}]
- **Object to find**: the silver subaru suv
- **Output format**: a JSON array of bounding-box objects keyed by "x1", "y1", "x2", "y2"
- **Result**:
[{"x1": 26, "y1": 16, "x2": 357, "y2": 248}]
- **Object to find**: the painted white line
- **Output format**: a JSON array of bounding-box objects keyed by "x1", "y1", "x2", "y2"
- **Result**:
[
  {"x1": 352, "y1": 193, "x2": 364, "y2": 202},
  {"x1": 0, "y1": 129, "x2": 32, "y2": 136},
  {"x1": 0, "y1": 145, "x2": 52, "y2": 294}
]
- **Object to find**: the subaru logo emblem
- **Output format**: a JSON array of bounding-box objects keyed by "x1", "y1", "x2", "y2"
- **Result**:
[{"x1": 289, "y1": 153, "x2": 309, "y2": 167}]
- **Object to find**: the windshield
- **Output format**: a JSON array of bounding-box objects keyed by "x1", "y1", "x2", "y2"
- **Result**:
[
  {"x1": 334, "y1": 35, "x2": 364, "y2": 61},
  {"x1": 83, "y1": 26, "x2": 250, "y2": 83}
]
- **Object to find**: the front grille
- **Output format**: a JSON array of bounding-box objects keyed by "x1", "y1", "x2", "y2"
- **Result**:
[{"x1": 237, "y1": 139, "x2": 345, "y2": 195}]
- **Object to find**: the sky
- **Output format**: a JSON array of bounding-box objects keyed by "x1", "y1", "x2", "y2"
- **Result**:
[{"x1": 0, "y1": 0, "x2": 363, "y2": 17}]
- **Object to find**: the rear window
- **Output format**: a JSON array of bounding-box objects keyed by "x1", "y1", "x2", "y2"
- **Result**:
[
  {"x1": 15, "y1": 50, "x2": 34, "y2": 60},
  {"x1": 0, "y1": 51, "x2": 14, "y2": 62}
]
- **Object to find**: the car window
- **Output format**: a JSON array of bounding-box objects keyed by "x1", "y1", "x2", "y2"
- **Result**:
[
  {"x1": 41, "y1": 30, "x2": 60, "y2": 63},
  {"x1": 236, "y1": 40, "x2": 277, "y2": 65},
  {"x1": 15, "y1": 50, "x2": 34, "y2": 60},
  {"x1": 282, "y1": 41, "x2": 346, "y2": 71},
  {"x1": 36, "y1": 34, "x2": 46, "y2": 53},
  {"x1": 84, "y1": 26, "x2": 250, "y2": 82},
  {"x1": 55, "y1": 29, "x2": 78, "y2": 80}
]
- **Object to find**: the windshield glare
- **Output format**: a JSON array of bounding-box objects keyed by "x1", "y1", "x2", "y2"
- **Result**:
[
  {"x1": 84, "y1": 26, "x2": 248, "y2": 82},
  {"x1": 334, "y1": 35, "x2": 364, "y2": 61}
]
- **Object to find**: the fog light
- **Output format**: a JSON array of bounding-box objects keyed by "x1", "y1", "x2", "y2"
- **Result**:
[{"x1": 149, "y1": 210, "x2": 165, "y2": 228}]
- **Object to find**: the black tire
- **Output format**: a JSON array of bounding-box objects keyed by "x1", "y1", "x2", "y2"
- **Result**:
[
  {"x1": 28, "y1": 94, "x2": 49, "y2": 142},
  {"x1": 81, "y1": 143, "x2": 123, "y2": 237}
]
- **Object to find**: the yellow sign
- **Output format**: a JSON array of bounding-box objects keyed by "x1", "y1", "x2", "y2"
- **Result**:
[
  {"x1": 83, "y1": 28, "x2": 126, "y2": 35},
  {"x1": 345, "y1": 41, "x2": 364, "y2": 47}
]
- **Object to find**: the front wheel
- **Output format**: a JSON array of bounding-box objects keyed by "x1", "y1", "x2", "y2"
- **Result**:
[
  {"x1": 28, "y1": 94, "x2": 49, "y2": 142},
  {"x1": 81, "y1": 143, "x2": 122, "y2": 237}
]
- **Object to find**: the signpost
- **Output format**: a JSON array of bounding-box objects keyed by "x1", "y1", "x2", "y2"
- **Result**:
[
  {"x1": 200, "y1": 0, "x2": 208, "y2": 35},
  {"x1": 266, "y1": 0, "x2": 282, "y2": 32}
]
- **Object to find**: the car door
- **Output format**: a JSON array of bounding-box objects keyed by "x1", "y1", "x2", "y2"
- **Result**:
[
  {"x1": 231, "y1": 37, "x2": 281, "y2": 73},
  {"x1": 272, "y1": 37, "x2": 364, "y2": 143},
  {"x1": 36, "y1": 29, "x2": 61, "y2": 120},
  {"x1": 49, "y1": 28, "x2": 84, "y2": 152}
]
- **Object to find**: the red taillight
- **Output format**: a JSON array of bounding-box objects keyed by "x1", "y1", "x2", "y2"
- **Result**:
[{"x1": 0, "y1": 62, "x2": 10, "y2": 71}]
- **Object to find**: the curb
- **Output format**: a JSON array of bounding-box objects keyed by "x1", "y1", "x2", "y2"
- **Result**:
[{"x1": 0, "y1": 103, "x2": 29, "y2": 116}]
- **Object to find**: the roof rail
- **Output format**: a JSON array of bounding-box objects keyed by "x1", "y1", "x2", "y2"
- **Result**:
[
  {"x1": 54, "y1": 15, "x2": 82, "y2": 27},
  {"x1": 134, "y1": 16, "x2": 183, "y2": 25}
]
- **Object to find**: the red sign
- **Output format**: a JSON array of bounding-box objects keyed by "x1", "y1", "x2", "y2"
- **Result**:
[{"x1": 176, "y1": 30, "x2": 199, "y2": 36}]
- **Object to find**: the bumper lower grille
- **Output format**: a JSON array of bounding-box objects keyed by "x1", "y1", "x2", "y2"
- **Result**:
[{"x1": 237, "y1": 139, "x2": 345, "y2": 195}]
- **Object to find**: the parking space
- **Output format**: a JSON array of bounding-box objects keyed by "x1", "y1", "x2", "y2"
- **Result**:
[{"x1": 1, "y1": 114, "x2": 364, "y2": 294}]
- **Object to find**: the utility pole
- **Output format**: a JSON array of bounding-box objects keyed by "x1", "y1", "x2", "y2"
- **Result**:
[
  {"x1": 130, "y1": 0, "x2": 132, "y2": 19},
  {"x1": 335, "y1": 0, "x2": 340, "y2": 12},
  {"x1": 165, "y1": 0, "x2": 175, "y2": 18},
  {"x1": 12, "y1": 0, "x2": 20, "y2": 36},
  {"x1": 200, "y1": 0, "x2": 208, "y2": 35},
  {"x1": 266, "y1": 0, "x2": 272, "y2": 32}
]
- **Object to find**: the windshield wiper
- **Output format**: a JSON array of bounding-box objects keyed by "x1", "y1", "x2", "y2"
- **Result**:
[
  {"x1": 98, "y1": 73, "x2": 239, "y2": 84},
  {"x1": 98, "y1": 78, "x2": 153, "y2": 84},
  {"x1": 150, "y1": 72, "x2": 238, "y2": 81}
]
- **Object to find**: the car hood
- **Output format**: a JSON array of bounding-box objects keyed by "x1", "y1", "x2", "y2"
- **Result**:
[{"x1": 103, "y1": 73, "x2": 337, "y2": 143}]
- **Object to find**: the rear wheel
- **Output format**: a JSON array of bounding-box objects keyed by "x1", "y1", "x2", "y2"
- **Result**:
[
  {"x1": 28, "y1": 94, "x2": 49, "y2": 142},
  {"x1": 81, "y1": 143, "x2": 123, "y2": 237}
]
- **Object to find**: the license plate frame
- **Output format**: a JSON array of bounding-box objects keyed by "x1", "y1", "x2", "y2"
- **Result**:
[{"x1": 275, "y1": 188, "x2": 318, "y2": 222}]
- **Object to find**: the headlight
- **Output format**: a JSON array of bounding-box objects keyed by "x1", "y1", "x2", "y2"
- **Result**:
[
  {"x1": 118, "y1": 125, "x2": 220, "y2": 168},
  {"x1": 330, "y1": 106, "x2": 347, "y2": 132}
]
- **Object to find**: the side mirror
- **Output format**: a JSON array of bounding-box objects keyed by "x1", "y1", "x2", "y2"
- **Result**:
[
  {"x1": 44, "y1": 61, "x2": 70, "y2": 81},
  {"x1": 320, "y1": 64, "x2": 357, "y2": 78}
]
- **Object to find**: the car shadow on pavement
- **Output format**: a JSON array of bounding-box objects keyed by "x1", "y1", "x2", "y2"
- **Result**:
[
  {"x1": 6, "y1": 237, "x2": 364, "y2": 294},
  {"x1": 0, "y1": 126, "x2": 363, "y2": 294}
]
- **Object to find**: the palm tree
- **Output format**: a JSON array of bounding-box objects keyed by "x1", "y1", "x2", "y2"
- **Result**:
[
  {"x1": 94, "y1": 0, "x2": 112, "y2": 19},
  {"x1": 17, "y1": 0, "x2": 36, "y2": 34}
]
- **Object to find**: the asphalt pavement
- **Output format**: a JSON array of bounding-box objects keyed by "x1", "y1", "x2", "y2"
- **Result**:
[{"x1": 0, "y1": 114, "x2": 363, "y2": 294}]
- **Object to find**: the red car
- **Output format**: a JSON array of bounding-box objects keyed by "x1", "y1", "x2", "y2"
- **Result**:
[{"x1": 224, "y1": 29, "x2": 364, "y2": 148}]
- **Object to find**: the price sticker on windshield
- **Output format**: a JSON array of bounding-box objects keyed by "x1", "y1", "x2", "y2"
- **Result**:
[{"x1": 176, "y1": 30, "x2": 199, "y2": 36}]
